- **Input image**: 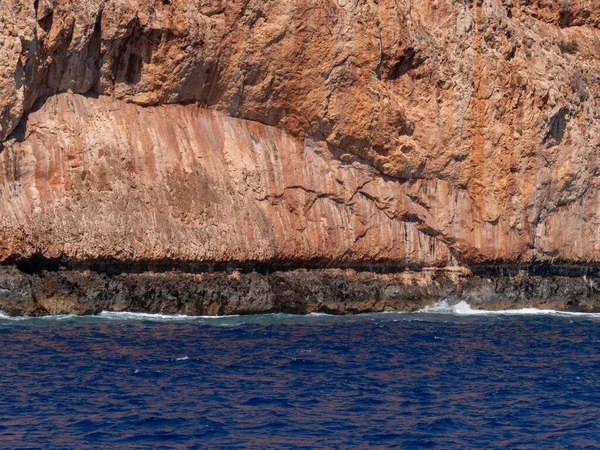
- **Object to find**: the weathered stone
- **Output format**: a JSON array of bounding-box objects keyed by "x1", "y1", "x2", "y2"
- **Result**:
[
  {"x1": 1, "y1": 0, "x2": 600, "y2": 314},
  {"x1": 1, "y1": 266, "x2": 600, "y2": 316}
]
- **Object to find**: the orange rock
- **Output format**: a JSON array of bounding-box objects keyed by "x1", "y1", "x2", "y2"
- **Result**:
[{"x1": 0, "y1": 0, "x2": 599, "y2": 268}]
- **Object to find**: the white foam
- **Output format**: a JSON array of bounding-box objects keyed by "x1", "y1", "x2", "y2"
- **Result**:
[
  {"x1": 176, "y1": 356, "x2": 189, "y2": 361},
  {"x1": 97, "y1": 311, "x2": 238, "y2": 321},
  {"x1": 40, "y1": 314, "x2": 78, "y2": 320},
  {"x1": 1, "y1": 304, "x2": 598, "y2": 321},
  {"x1": 0, "y1": 311, "x2": 31, "y2": 321},
  {"x1": 0, "y1": 311, "x2": 84, "y2": 321},
  {"x1": 418, "y1": 300, "x2": 600, "y2": 317}
]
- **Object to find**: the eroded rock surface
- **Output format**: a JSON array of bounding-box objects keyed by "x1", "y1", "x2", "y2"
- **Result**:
[
  {"x1": 1, "y1": 0, "x2": 600, "y2": 314},
  {"x1": 3, "y1": 266, "x2": 600, "y2": 316},
  {"x1": 1, "y1": 93, "x2": 459, "y2": 266}
]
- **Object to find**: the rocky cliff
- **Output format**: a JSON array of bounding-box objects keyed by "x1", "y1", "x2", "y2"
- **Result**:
[{"x1": 1, "y1": 0, "x2": 600, "y2": 315}]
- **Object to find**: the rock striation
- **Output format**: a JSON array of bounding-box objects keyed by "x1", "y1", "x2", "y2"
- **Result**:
[{"x1": 1, "y1": 0, "x2": 600, "y2": 314}]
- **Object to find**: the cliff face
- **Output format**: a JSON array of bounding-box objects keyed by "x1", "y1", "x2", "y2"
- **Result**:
[
  {"x1": 1, "y1": 0, "x2": 600, "y2": 271},
  {"x1": 1, "y1": 93, "x2": 455, "y2": 267}
]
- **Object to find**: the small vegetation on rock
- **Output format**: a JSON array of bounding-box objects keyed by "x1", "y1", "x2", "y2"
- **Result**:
[
  {"x1": 570, "y1": 69, "x2": 589, "y2": 101},
  {"x1": 559, "y1": 0, "x2": 571, "y2": 12},
  {"x1": 558, "y1": 40, "x2": 578, "y2": 54}
]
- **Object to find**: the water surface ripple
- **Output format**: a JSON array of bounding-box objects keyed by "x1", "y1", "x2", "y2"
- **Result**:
[{"x1": 1, "y1": 308, "x2": 600, "y2": 448}]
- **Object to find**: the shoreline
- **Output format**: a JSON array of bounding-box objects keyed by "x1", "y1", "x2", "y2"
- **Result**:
[{"x1": 2, "y1": 265, "x2": 600, "y2": 317}]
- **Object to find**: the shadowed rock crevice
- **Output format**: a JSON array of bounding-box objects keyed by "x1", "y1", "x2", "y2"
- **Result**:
[
  {"x1": 3, "y1": 255, "x2": 444, "y2": 277},
  {"x1": 387, "y1": 47, "x2": 426, "y2": 80},
  {"x1": 37, "y1": 9, "x2": 53, "y2": 33},
  {"x1": 544, "y1": 106, "x2": 568, "y2": 144},
  {"x1": 5, "y1": 94, "x2": 59, "y2": 145}
]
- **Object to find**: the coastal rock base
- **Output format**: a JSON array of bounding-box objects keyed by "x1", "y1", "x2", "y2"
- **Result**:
[{"x1": 1, "y1": 266, "x2": 600, "y2": 316}]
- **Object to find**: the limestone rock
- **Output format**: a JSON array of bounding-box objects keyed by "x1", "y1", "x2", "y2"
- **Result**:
[{"x1": 1, "y1": 0, "x2": 600, "y2": 270}]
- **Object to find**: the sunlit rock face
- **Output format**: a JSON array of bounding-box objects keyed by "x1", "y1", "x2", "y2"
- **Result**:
[
  {"x1": 1, "y1": 0, "x2": 600, "y2": 270},
  {"x1": 1, "y1": 93, "x2": 455, "y2": 267}
]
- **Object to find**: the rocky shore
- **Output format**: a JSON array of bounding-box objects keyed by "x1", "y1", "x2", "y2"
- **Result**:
[
  {"x1": 2, "y1": 264, "x2": 600, "y2": 317},
  {"x1": 2, "y1": 1, "x2": 600, "y2": 316}
]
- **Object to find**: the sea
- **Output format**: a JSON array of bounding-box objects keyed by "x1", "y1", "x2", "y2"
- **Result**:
[{"x1": 1, "y1": 301, "x2": 600, "y2": 449}]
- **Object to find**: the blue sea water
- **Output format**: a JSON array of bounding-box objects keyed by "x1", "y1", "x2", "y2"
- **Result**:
[{"x1": 2, "y1": 302, "x2": 600, "y2": 449}]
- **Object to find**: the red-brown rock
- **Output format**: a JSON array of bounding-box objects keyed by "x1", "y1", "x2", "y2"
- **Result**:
[{"x1": 1, "y1": 0, "x2": 600, "y2": 314}]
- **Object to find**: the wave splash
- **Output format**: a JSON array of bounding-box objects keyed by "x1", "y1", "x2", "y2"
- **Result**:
[
  {"x1": 0, "y1": 310, "x2": 239, "y2": 322},
  {"x1": 97, "y1": 311, "x2": 237, "y2": 321},
  {"x1": 0, "y1": 310, "x2": 333, "y2": 322},
  {"x1": 0, "y1": 303, "x2": 598, "y2": 321},
  {"x1": 418, "y1": 300, "x2": 600, "y2": 317}
]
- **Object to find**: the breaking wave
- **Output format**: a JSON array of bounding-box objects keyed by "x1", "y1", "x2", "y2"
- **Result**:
[
  {"x1": 418, "y1": 300, "x2": 600, "y2": 317},
  {"x1": 0, "y1": 304, "x2": 598, "y2": 321},
  {"x1": 97, "y1": 311, "x2": 237, "y2": 321}
]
